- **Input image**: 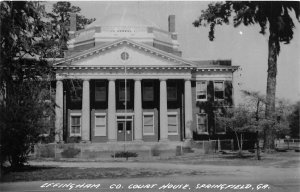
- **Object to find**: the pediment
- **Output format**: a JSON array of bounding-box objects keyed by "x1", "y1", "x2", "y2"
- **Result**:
[{"x1": 55, "y1": 39, "x2": 194, "y2": 67}]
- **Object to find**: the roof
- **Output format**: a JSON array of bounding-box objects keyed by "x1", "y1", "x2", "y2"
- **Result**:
[
  {"x1": 56, "y1": 38, "x2": 194, "y2": 67},
  {"x1": 86, "y1": 13, "x2": 159, "y2": 29}
]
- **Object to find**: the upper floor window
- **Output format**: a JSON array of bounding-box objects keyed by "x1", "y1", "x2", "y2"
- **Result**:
[
  {"x1": 143, "y1": 81, "x2": 154, "y2": 101},
  {"x1": 70, "y1": 81, "x2": 82, "y2": 102},
  {"x1": 95, "y1": 81, "x2": 106, "y2": 102},
  {"x1": 214, "y1": 81, "x2": 225, "y2": 100},
  {"x1": 196, "y1": 113, "x2": 208, "y2": 134},
  {"x1": 196, "y1": 81, "x2": 207, "y2": 101},
  {"x1": 119, "y1": 81, "x2": 130, "y2": 102},
  {"x1": 167, "y1": 82, "x2": 177, "y2": 101}
]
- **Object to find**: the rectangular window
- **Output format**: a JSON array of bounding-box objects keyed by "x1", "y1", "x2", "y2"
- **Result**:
[
  {"x1": 95, "y1": 81, "x2": 106, "y2": 101},
  {"x1": 196, "y1": 113, "x2": 208, "y2": 134},
  {"x1": 143, "y1": 112, "x2": 154, "y2": 135},
  {"x1": 70, "y1": 82, "x2": 82, "y2": 102},
  {"x1": 168, "y1": 112, "x2": 178, "y2": 135},
  {"x1": 70, "y1": 113, "x2": 81, "y2": 136},
  {"x1": 119, "y1": 81, "x2": 130, "y2": 101},
  {"x1": 214, "y1": 81, "x2": 225, "y2": 100},
  {"x1": 143, "y1": 81, "x2": 154, "y2": 101},
  {"x1": 167, "y1": 82, "x2": 177, "y2": 101},
  {"x1": 95, "y1": 113, "x2": 106, "y2": 136},
  {"x1": 196, "y1": 81, "x2": 207, "y2": 101}
]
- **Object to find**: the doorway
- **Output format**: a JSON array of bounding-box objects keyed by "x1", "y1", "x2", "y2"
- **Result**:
[{"x1": 117, "y1": 115, "x2": 133, "y2": 141}]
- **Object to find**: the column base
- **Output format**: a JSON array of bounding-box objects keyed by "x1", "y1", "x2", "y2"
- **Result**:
[
  {"x1": 107, "y1": 139, "x2": 117, "y2": 143},
  {"x1": 133, "y1": 139, "x2": 143, "y2": 143}
]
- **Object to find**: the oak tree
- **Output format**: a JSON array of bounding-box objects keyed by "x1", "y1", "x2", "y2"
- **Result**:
[{"x1": 194, "y1": 1, "x2": 300, "y2": 150}]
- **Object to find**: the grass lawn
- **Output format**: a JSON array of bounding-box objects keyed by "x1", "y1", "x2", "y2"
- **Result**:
[
  {"x1": 1, "y1": 151, "x2": 299, "y2": 182},
  {"x1": 0, "y1": 166, "x2": 205, "y2": 182}
]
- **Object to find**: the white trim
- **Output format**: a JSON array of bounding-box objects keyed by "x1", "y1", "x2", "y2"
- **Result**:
[
  {"x1": 70, "y1": 113, "x2": 81, "y2": 137},
  {"x1": 94, "y1": 113, "x2": 107, "y2": 136},
  {"x1": 214, "y1": 81, "x2": 225, "y2": 101},
  {"x1": 167, "y1": 112, "x2": 178, "y2": 135},
  {"x1": 196, "y1": 80, "x2": 207, "y2": 101},
  {"x1": 143, "y1": 112, "x2": 155, "y2": 136},
  {"x1": 116, "y1": 112, "x2": 134, "y2": 116},
  {"x1": 196, "y1": 113, "x2": 208, "y2": 135},
  {"x1": 56, "y1": 72, "x2": 192, "y2": 80}
]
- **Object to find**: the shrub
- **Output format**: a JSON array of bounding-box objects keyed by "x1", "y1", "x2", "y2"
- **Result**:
[
  {"x1": 61, "y1": 147, "x2": 80, "y2": 158},
  {"x1": 111, "y1": 151, "x2": 138, "y2": 159},
  {"x1": 151, "y1": 146, "x2": 160, "y2": 156},
  {"x1": 40, "y1": 145, "x2": 55, "y2": 158}
]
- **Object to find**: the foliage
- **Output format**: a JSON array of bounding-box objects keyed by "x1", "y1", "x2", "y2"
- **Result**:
[
  {"x1": 47, "y1": 1, "x2": 95, "y2": 57},
  {"x1": 0, "y1": 80, "x2": 54, "y2": 168},
  {"x1": 39, "y1": 145, "x2": 55, "y2": 158},
  {"x1": 242, "y1": 91, "x2": 291, "y2": 143},
  {"x1": 112, "y1": 151, "x2": 138, "y2": 159},
  {"x1": 151, "y1": 146, "x2": 161, "y2": 156},
  {"x1": 216, "y1": 105, "x2": 253, "y2": 155},
  {"x1": 0, "y1": 1, "x2": 56, "y2": 169},
  {"x1": 61, "y1": 147, "x2": 80, "y2": 158},
  {"x1": 288, "y1": 102, "x2": 300, "y2": 138},
  {"x1": 194, "y1": 1, "x2": 300, "y2": 150}
]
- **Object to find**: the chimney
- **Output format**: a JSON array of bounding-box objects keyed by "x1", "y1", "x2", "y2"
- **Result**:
[
  {"x1": 70, "y1": 13, "x2": 77, "y2": 32},
  {"x1": 168, "y1": 15, "x2": 175, "y2": 33}
]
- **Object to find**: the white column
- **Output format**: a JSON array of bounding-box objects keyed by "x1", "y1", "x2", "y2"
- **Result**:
[
  {"x1": 184, "y1": 79, "x2": 193, "y2": 140},
  {"x1": 159, "y1": 78, "x2": 168, "y2": 141},
  {"x1": 81, "y1": 79, "x2": 90, "y2": 142},
  {"x1": 108, "y1": 79, "x2": 116, "y2": 141},
  {"x1": 55, "y1": 80, "x2": 63, "y2": 142},
  {"x1": 134, "y1": 79, "x2": 142, "y2": 141}
]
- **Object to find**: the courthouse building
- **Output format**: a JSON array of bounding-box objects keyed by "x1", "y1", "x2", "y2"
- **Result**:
[{"x1": 53, "y1": 13, "x2": 238, "y2": 144}]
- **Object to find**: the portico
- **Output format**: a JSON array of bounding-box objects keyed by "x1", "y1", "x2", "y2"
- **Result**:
[
  {"x1": 54, "y1": 77, "x2": 193, "y2": 143},
  {"x1": 54, "y1": 41, "x2": 194, "y2": 143}
]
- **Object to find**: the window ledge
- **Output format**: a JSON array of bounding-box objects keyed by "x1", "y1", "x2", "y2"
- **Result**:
[{"x1": 143, "y1": 133, "x2": 155, "y2": 136}]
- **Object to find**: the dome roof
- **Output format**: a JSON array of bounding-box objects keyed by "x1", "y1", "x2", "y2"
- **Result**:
[{"x1": 86, "y1": 13, "x2": 159, "y2": 29}]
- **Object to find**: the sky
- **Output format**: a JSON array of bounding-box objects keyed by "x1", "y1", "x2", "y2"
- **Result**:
[{"x1": 48, "y1": 1, "x2": 300, "y2": 104}]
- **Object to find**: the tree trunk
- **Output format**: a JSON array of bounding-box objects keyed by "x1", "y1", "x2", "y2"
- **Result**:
[
  {"x1": 256, "y1": 130, "x2": 261, "y2": 160},
  {"x1": 264, "y1": 31, "x2": 278, "y2": 151}
]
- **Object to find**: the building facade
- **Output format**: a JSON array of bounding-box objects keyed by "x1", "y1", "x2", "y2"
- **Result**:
[{"x1": 53, "y1": 14, "x2": 238, "y2": 143}]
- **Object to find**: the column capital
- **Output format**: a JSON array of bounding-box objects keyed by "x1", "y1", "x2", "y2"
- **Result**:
[
  {"x1": 56, "y1": 77, "x2": 64, "y2": 81},
  {"x1": 133, "y1": 78, "x2": 142, "y2": 81},
  {"x1": 108, "y1": 78, "x2": 116, "y2": 81},
  {"x1": 159, "y1": 78, "x2": 167, "y2": 81},
  {"x1": 184, "y1": 78, "x2": 192, "y2": 82},
  {"x1": 82, "y1": 78, "x2": 90, "y2": 81}
]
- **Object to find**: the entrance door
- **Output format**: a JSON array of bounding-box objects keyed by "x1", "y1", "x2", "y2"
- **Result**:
[{"x1": 117, "y1": 120, "x2": 133, "y2": 141}]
